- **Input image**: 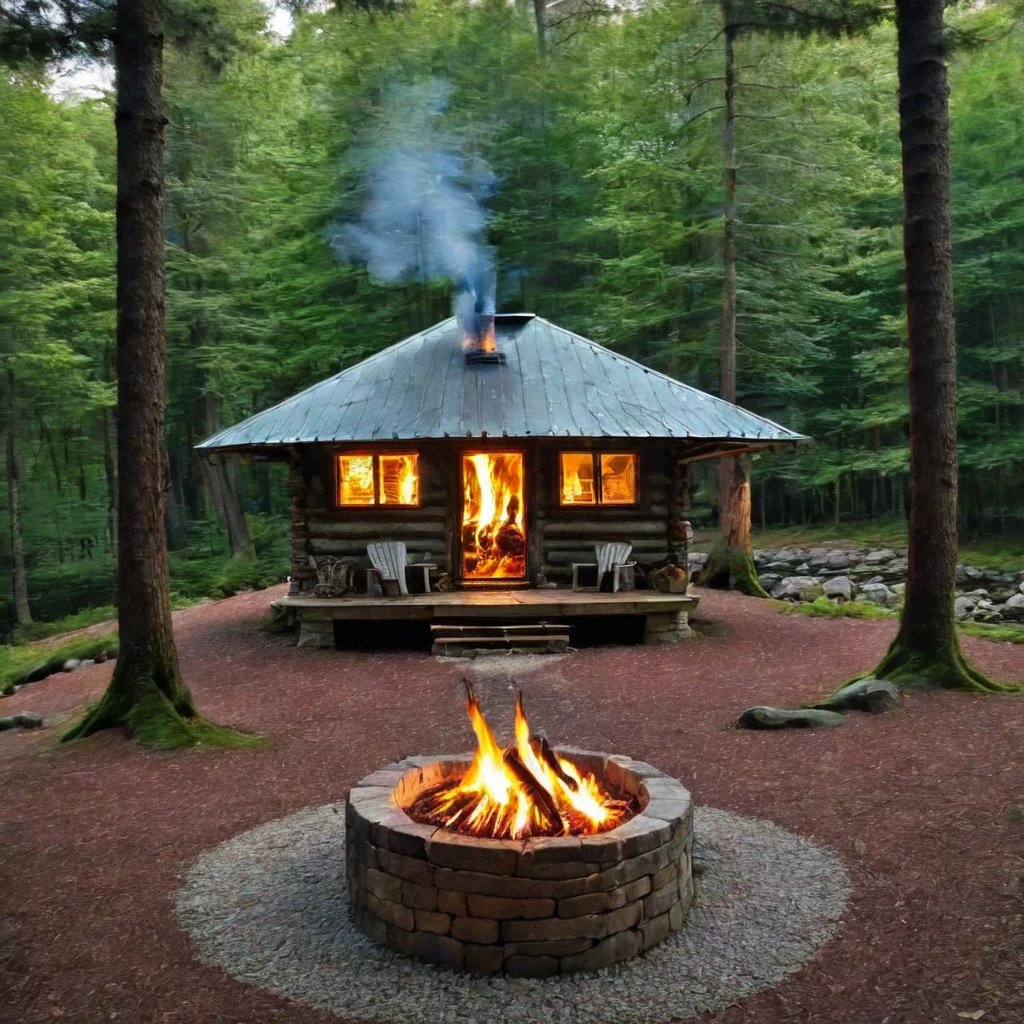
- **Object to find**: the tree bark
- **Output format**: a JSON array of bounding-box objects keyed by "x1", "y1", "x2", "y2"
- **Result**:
[
  {"x1": 532, "y1": 0, "x2": 547, "y2": 60},
  {"x1": 199, "y1": 392, "x2": 253, "y2": 559},
  {"x1": 699, "y1": 9, "x2": 765, "y2": 598},
  {"x1": 5, "y1": 367, "x2": 32, "y2": 628},
  {"x1": 870, "y1": 0, "x2": 1008, "y2": 692},
  {"x1": 64, "y1": 0, "x2": 211, "y2": 744}
]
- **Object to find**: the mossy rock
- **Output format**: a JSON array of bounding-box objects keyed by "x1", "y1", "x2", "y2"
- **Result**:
[
  {"x1": 812, "y1": 678, "x2": 901, "y2": 714},
  {"x1": 736, "y1": 706, "x2": 845, "y2": 729}
]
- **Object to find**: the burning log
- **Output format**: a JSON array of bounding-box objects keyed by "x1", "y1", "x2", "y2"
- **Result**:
[
  {"x1": 501, "y1": 748, "x2": 564, "y2": 835},
  {"x1": 530, "y1": 734, "x2": 579, "y2": 792}
]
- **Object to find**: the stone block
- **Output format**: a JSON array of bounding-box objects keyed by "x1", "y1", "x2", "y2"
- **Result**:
[
  {"x1": 349, "y1": 834, "x2": 378, "y2": 871},
  {"x1": 516, "y1": 858, "x2": 594, "y2": 880},
  {"x1": 401, "y1": 880, "x2": 437, "y2": 912},
  {"x1": 466, "y1": 895, "x2": 555, "y2": 920},
  {"x1": 640, "y1": 910, "x2": 671, "y2": 950},
  {"x1": 504, "y1": 955, "x2": 559, "y2": 979},
  {"x1": 376, "y1": 815, "x2": 437, "y2": 858},
  {"x1": 437, "y1": 890, "x2": 468, "y2": 916},
  {"x1": 561, "y1": 928, "x2": 642, "y2": 972},
  {"x1": 387, "y1": 927, "x2": 464, "y2": 971},
  {"x1": 603, "y1": 900, "x2": 642, "y2": 936},
  {"x1": 668, "y1": 901, "x2": 685, "y2": 932},
  {"x1": 451, "y1": 916, "x2": 499, "y2": 944},
  {"x1": 651, "y1": 861, "x2": 679, "y2": 891},
  {"x1": 427, "y1": 832, "x2": 521, "y2": 875},
  {"x1": 520, "y1": 836, "x2": 582, "y2": 865},
  {"x1": 501, "y1": 914, "x2": 605, "y2": 942},
  {"x1": 463, "y1": 943, "x2": 504, "y2": 975},
  {"x1": 557, "y1": 875, "x2": 649, "y2": 918},
  {"x1": 504, "y1": 938, "x2": 593, "y2": 957},
  {"x1": 434, "y1": 867, "x2": 592, "y2": 899},
  {"x1": 414, "y1": 909, "x2": 452, "y2": 935},
  {"x1": 366, "y1": 893, "x2": 414, "y2": 931},
  {"x1": 579, "y1": 833, "x2": 623, "y2": 864},
  {"x1": 353, "y1": 908, "x2": 387, "y2": 945},
  {"x1": 377, "y1": 850, "x2": 434, "y2": 886},
  {"x1": 365, "y1": 867, "x2": 404, "y2": 904},
  {"x1": 353, "y1": 768, "x2": 406, "y2": 789},
  {"x1": 643, "y1": 880, "x2": 680, "y2": 921},
  {"x1": 605, "y1": 814, "x2": 673, "y2": 859}
]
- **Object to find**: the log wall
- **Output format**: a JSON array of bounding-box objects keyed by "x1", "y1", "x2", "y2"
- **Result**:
[{"x1": 289, "y1": 440, "x2": 690, "y2": 591}]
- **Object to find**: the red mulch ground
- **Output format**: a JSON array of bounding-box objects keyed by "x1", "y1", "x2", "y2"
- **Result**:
[{"x1": 2, "y1": 587, "x2": 1023, "y2": 1024}]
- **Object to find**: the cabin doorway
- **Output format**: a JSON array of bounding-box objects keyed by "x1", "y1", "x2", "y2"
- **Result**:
[{"x1": 459, "y1": 452, "x2": 528, "y2": 582}]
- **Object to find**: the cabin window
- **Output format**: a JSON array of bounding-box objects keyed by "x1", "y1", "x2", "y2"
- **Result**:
[
  {"x1": 559, "y1": 452, "x2": 637, "y2": 506},
  {"x1": 337, "y1": 452, "x2": 419, "y2": 507}
]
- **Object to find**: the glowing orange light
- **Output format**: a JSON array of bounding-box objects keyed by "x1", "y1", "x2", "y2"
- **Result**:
[{"x1": 461, "y1": 452, "x2": 526, "y2": 579}]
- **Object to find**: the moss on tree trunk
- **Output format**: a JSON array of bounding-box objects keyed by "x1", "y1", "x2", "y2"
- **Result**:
[{"x1": 699, "y1": 454, "x2": 767, "y2": 597}]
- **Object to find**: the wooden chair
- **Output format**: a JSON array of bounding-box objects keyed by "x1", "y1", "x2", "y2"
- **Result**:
[
  {"x1": 367, "y1": 540, "x2": 409, "y2": 597},
  {"x1": 597, "y1": 542, "x2": 636, "y2": 593},
  {"x1": 572, "y1": 542, "x2": 636, "y2": 593}
]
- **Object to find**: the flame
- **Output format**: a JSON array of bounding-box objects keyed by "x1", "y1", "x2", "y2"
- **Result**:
[
  {"x1": 405, "y1": 683, "x2": 633, "y2": 839},
  {"x1": 379, "y1": 453, "x2": 418, "y2": 505},
  {"x1": 462, "y1": 320, "x2": 497, "y2": 353},
  {"x1": 462, "y1": 452, "x2": 526, "y2": 579}
]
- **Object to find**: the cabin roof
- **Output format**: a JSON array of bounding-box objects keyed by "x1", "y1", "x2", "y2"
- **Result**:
[{"x1": 196, "y1": 314, "x2": 808, "y2": 451}]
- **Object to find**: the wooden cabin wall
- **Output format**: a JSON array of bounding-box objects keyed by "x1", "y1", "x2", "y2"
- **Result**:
[
  {"x1": 534, "y1": 442, "x2": 688, "y2": 584},
  {"x1": 288, "y1": 440, "x2": 689, "y2": 590},
  {"x1": 291, "y1": 444, "x2": 453, "y2": 593}
]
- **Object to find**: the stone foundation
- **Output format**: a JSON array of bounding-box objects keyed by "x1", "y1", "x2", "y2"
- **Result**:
[{"x1": 345, "y1": 751, "x2": 693, "y2": 976}]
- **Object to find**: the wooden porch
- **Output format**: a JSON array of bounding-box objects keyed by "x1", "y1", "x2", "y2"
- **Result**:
[{"x1": 274, "y1": 589, "x2": 698, "y2": 649}]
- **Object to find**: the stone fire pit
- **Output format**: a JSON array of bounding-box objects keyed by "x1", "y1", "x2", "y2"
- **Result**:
[{"x1": 346, "y1": 750, "x2": 693, "y2": 977}]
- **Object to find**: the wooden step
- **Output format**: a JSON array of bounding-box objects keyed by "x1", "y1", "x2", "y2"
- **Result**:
[{"x1": 431, "y1": 621, "x2": 570, "y2": 656}]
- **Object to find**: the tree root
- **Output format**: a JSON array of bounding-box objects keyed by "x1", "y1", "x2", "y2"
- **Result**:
[
  {"x1": 697, "y1": 537, "x2": 768, "y2": 598},
  {"x1": 62, "y1": 665, "x2": 267, "y2": 750}
]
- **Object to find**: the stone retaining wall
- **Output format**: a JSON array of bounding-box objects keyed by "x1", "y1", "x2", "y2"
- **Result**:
[{"x1": 345, "y1": 751, "x2": 693, "y2": 976}]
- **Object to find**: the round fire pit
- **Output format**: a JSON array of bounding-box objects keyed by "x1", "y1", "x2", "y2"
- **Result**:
[{"x1": 345, "y1": 751, "x2": 693, "y2": 977}]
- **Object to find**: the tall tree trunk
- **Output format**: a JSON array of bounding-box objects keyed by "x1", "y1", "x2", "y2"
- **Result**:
[
  {"x1": 698, "y1": 10, "x2": 765, "y2": 598},
  {"x1": 5, "y1": 368, "x2": 32, "y2": 628},
  {"x1": 532, "y1": 0, "x2": 546, "y2": 60},
  {"x1": 870, "y1": 0, "x2": 1007, "y2": 692},
  {"x1": 102, "y1": 404, "x2": 117, "y2": 557},
  {"x1": 64, "y1": 0, "x2": 250, "y2": 746},
  {"x1": 199, "y1": 392, "x2": 253, "y2": 559}
]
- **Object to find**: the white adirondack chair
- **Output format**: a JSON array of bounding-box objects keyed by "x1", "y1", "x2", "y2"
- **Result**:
[
  {"x1": 367, "y1": 540, "x2": 409, "y2": 596},
  {"x1": 596, "y1": 542, "x2": 636, "y2": 593}
]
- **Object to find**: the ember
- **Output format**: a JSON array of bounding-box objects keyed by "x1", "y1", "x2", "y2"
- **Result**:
[
  {"x1": 406, "y1": 681, "x2": 636, "y2": 839},
  {"x1": 461, "y1": 452, "x2": 527, "y2": 579}
]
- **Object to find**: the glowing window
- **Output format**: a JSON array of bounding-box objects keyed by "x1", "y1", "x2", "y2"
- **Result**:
[
  {"x1": 337, "y1": 453, "x2": 419, "y2": 507},
  {"x1": 379, "y1": 453, "x2": 419, "y2": 505},
  {"x1": 560, "y1": 452, "x2": 597, "y2": 505},
  {"x1": 559, "y1": 452, "x2": 637, "y2": 506},
  {"x1": 600, "y1": 453, "x2": 637, "y2": 505}
]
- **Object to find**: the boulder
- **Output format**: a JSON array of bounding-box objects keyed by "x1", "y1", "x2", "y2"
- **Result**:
[
  {"x1": 864, "y1": 548, "x2": 896, "y2": 565},
  {"x1": 770, "y1": 576, "x2": 824, "y2": 602},
  {"x1": 825, "y1": 550, "x2": 855, "y2": 569},
  {"x1": 814, "y1": 678, "x2": 901, "y2": 714},
  {"x1": 866, "y1": 575, "x2": 885, "y2": 585},
  {"x1": 954, "y1": 595, "x2": 977, "y2": 620},
  {"x1": 765, "y1": 560, "x2": 795, "y2": 572},
  {"x1": 1000, "y1": 595, "x2": 1024, "y2": 622},
  {"x1": 0, "y1": 712, "x2": 43, "y2": 732},
  {"x1": 822, "y1": 576, "x2": 854, "y2": 601},
  {"x1": 62, "y1": 659, "x2": 80, "y2": 673},
  {"x1": 757, "y1": 573, "x2": 783, "y2": 592},
  {"x1": 891, "y1": 582, "x2": 906, "y2": 596},
  {"x1": 859, "y1": 583, "x2": 900, "y2": 607},
  {"x1": 736, "y1": 706, "x2": 845, "y2": 730}
]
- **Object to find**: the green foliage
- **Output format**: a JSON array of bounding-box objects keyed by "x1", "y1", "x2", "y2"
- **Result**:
[
  {"x1": 0, "y1": 631, "x2": 117, "y2": 694},
  {"x1": 773, "y1": 596, "x2": 895, "y2": 619},
  {"x1": 4, "y1": 0, "x2": 1024, "y2": 635},
  {"x1": 960, "y1": 621, "x2": 1024, "y2": 645}
]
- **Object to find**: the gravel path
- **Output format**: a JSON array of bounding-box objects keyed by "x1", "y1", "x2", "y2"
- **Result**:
[
  {"x1": 175, "y1": 804, "x2": 850, "y2": 1024},
  {"x1": 2, "y1": 584, "x2": 1023, "y2": 1023}
]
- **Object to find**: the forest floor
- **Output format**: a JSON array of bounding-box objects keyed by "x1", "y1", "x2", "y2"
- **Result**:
[{"x1": 2, "y1": 585, "x2": 1023, "y2": 1024}]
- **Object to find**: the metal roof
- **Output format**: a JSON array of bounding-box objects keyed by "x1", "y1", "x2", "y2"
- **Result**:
[{"x1": 197, "y1": 314, "x2": 808, "y2": 451}]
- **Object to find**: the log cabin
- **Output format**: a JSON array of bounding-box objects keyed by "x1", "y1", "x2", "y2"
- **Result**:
[{"x1": 197, "y1": 313, "x2": 807, "y2": 648}]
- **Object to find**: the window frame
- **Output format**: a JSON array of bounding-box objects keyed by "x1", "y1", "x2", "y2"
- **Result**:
[
  {"x1": 557, "y1": 450, "x2": 640, "y2": 508},
  {"x1": 334, "y1": 450, "x2": 422, "y2": 509}
]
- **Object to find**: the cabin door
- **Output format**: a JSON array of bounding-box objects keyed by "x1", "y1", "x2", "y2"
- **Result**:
[{"x1": 459, "y1": 451, "x2": 528, "y2": 581}]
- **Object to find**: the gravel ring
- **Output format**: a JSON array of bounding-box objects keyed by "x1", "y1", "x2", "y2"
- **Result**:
[{"x1": 175, "y1": 805, "x2": 851, "y2": 1024}]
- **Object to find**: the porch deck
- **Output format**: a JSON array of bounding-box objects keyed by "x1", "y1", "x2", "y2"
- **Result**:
[{"x1": 274, "y1": 588, "x2": 698, "y2": 647}]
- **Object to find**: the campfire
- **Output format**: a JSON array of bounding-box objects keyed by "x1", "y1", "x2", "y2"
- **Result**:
[
  {"x1": 461, "y1": 453, "x2": 527, "y2": 580},
  {"x1": 405, "y1": 682, "x2": 636, "y2": 839}
]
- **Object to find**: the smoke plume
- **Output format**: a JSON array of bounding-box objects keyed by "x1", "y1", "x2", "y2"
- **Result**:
[{"x1": 331, "y1": 79, "x2": 496, "y2": 333}]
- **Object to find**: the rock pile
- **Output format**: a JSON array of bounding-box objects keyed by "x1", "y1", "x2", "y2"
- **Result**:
[{"x1": 688, "y1": 546, "x2": 1024, "y2": 623}]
